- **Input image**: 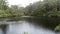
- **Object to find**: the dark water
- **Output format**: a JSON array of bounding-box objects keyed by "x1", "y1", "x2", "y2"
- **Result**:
[{"x1": 0, "y1": 17, "x2": 60, "y2": 34}]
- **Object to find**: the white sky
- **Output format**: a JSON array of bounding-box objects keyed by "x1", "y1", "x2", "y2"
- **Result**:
[{"x1": 7, "y1": 0, "x2": 43, "y2": 7}]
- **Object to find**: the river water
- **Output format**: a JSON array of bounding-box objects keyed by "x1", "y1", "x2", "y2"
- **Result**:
[{"x1": 0, "y1": 17, "x2": 59, "y2": 34}]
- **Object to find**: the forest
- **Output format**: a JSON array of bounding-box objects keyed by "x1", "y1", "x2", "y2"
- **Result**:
[{"x1": 0, "y1": 0, "x2": 60, "y2": 32}]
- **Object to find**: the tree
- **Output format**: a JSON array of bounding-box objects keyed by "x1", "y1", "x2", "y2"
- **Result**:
[
  {"x1": 0, "y1": 0, "x2": 8, "y2": 10},
  {"x1": 24, "y1": 0, "x2": 60, "y2": 17},
  {"x1": 7, "y1": 5, "x2": 24, "y2": 17}
]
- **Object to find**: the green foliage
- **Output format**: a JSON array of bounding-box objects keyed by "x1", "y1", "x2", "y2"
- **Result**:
[
  {"x1": 23, "y1": 32, "x2": 28, "y2": 34},
  {"x1": 9, "y1": 5, "x2": 24, "y2": 17},
  {"x1": 55, "y1": 24, "x2": 60, "y2": 31},
  {"x1": 24, "y1": 0, "x2": 60, "y2": 17},
  {"x1": 0, "y1": 0, "x2": 8, "y2": 10},
  {"x1": 0, "y1": 0, "x2": 24, "y2": 17}
]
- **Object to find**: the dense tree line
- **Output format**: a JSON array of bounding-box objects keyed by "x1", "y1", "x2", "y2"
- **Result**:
[
  {"x1": 0, "y1": 0, "x2": 24, "y2": 17},
  {"x1": 24, "y1": 0, "x2": 60, "y2": 17}
]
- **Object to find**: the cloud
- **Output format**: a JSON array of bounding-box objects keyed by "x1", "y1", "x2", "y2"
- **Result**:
[{"x1": 7, "y1": 0, "x2": 40, "y2": 7}]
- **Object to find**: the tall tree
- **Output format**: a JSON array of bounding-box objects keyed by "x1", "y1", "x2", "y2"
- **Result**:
[{"x1": 0, "y1": 0, "x2": 8, "y2": 10}]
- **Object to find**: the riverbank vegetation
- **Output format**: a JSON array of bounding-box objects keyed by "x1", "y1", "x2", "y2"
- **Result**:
[
  {"x1": 24, "y1": 0, "x2": 60, "y2": 17},
  {"x1": 0, "y1": 0, "x2": 24, "y2": 17},
  {"x1": 55, "y1": 24, "x2": 60, "y2": 31},
  {"x1": 0, "y1": 0, "x2": 60, "y2": 31}
]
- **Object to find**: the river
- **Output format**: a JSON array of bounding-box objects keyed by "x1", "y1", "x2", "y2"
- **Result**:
[{"x1": 0, "y1": 17, "x2": 59, "y2": 34}]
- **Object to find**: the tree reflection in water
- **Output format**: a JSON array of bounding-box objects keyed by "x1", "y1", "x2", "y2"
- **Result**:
[{"x1": 0, "y1": 24, "x2": 8, "y2": 34}]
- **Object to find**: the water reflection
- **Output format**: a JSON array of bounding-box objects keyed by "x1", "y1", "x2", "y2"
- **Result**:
[
  {"x1": 0, "y1": 24, "x2": 8, "y2": 34},
  {"x1": 6, "y1": 21, "x2": 55, "y2": 34},
  {"x1": 0, "y1": 17, "x2": 59, "y2": 34}
]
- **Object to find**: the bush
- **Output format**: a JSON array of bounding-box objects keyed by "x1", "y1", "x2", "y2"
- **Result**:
[{"x1": 54, "y1": 24, "x2": 60, "y2": 32}]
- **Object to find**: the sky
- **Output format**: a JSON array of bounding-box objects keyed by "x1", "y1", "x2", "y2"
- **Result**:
[{"x1": 7, "y1": 0, "x2": 43, "y2": 7}]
